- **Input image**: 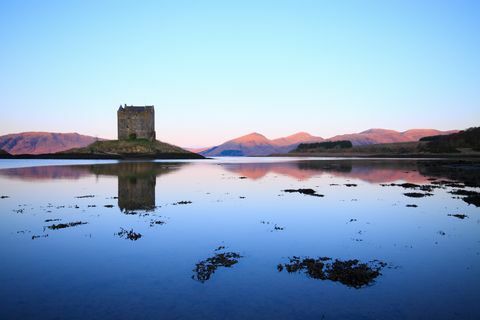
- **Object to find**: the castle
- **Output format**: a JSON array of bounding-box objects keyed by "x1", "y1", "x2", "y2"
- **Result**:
[{"x1": 117, "y1": 104, "x2": 156, "y2": 141}]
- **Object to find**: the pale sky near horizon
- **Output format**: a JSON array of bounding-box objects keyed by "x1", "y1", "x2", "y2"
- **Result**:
[{"x1": 1, "y1": 0, "x2": 479, "y2": 147}]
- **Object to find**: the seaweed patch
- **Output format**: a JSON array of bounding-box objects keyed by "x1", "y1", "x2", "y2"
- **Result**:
[
  {"x1": 192, "y1": 250, "x2": 242, "y2": 283},
  {"x1": 283, "y1": 189, "x2": 324, "y2": 197},
  {"x1": 277, "y1": 256, "x2": 387, "y2": 289},
  {"x1": 116, "y1": 228, "x2": 142, "y2": 241},
  {"x1": 47, "y1": 221, "x2": 87, "y2": 230}
]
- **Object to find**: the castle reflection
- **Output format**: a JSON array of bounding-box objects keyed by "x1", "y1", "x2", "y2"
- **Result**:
[
  {"x1": 0, "y1": 161, "x2": 184, "y2": 212},
  {"x1": 89, "y1": 162, "x2": 183, "y2": 212},
  {"x1": 117, "y1": 175, "x2": 156, "y2": 211}
]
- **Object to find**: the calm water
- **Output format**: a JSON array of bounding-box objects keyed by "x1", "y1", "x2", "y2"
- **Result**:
[{"x1": 0, "y1": 158, "x2": 479, "y2": 320}]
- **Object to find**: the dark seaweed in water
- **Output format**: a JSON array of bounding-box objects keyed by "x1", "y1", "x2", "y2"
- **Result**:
[
  {"x1": 32, "y1": 234, "x2": 48, "y2": 240},
  {"x1": 403, "y1": 192, "x2": 433, "y2": 198},
  {"x1": 278, "y1": 256, "x2": 386, "y2": 289},
  {"x1": 447, "y1": 189, "x2": 480, "y2": 207},
  {"x1": 47, "y1": 221, "x2": 87, "y2": 230},
  {"x1": 463, "y1": 195, "x2": 480, "y2": 207},
  {"x1": 192, "y1": 251, "x2": 242, "y2": 283},
  {"x1": 273, "y1": 224, "x2": 284, "y2": 231},
  {"x1": 117, "y1": 228, "x2": 142, "y2": 241},
  {"x1": 396, "y1": 183, "x2": 420, "y2": 189},
  {"x1": 449, "y1": 189, "x2": 479, "y2": 196},
  {"x1": 173, "y1": 201, "x2": 192, "y2": 205},
  {"x1": 149, "y1": 219, "x2": 166, "y2": 227},
  {"x1": 283, "y1": 189, "x2": 324, "y2": 197},
  {"x1": 448, "y1": 214, "x2": 468, "y2": 219},
  {"x1": 406, "y1": 204, "x2": 418, "y2": 208},
  {"x1": 381, "y1": 183, "x2": 439, "y2": 192}
]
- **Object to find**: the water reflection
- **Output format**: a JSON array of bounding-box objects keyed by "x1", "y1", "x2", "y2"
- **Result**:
[
  {"x1": 223, "y1": 159, "x2": 426, "y2": 182},
  {"x1": 89, "y1": 162, "x2": 174, "y2": 212},
  {"x1": 222, "y1": 159, "x2": 480, "y2": 185},
  {"x1": 0, "y1": 161, "x2": 185, "y2": 211},
  {"x1": 1, "y1": 159, "x2": 479, "y2": 186},
  {"x1": 92, "y1": 162, "x2": 186, "y2": 211},
  {"x1": 0, "y1": 158, "x2": 479, "y2": 320}
]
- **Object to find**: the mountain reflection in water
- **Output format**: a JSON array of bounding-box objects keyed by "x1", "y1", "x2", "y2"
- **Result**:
[
  {"x1": 1, "y1": 159, "x2": 479, "y2": 186},
  {"x1": 0, "y1": 158, "x2": 479, "y2": 320},
  {"x1": 0, "y1": 162, "x2": 185, "y2": 212}
]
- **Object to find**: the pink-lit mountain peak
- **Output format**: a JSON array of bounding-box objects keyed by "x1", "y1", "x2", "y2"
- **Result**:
[
  {"x1": 360, "y1": 128, "x2": 399, "y2": 134},
  {"x1": 229, "y1": 132, "x2": 270, "y2": 144},
  {"x1": 201, "y1": 128, "x2": 457, "y2": 157},
  {"x1": 272, "y1": 132, "x2": 324, "y2": 146}
]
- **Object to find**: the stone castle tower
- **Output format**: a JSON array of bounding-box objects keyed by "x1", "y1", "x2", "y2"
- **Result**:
[{"x1": 117, "y1": 104, "x2": 156, "y2": 141}]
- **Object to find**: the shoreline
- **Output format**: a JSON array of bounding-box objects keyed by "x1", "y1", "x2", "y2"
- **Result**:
[
  {"x1": 0, "y1": 152, "x2": 205, "y2": 160},
  {"x1": 269, "y1": 152, "x2": 480, "y2": 159}
]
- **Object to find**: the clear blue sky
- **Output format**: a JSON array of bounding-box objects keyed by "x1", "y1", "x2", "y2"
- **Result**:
[{"x1": 1, "y1": 0, "x2": 479, "y2": 147}]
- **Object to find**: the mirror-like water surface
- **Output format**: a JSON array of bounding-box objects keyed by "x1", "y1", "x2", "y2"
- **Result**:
[{"x1": 1, "y1": 158, "x2": 479, "y2": 319}]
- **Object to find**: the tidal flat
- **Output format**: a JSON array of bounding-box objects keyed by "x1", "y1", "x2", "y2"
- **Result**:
[{"x1": 0, "y1": 158, "x2": 479, "y2": 319}]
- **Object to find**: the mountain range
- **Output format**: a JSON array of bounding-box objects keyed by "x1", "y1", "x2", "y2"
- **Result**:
[
  {"x1": 200, "y1": 129, "x2": 457, "y2": 156},
  {"x1": 0, "y1": 128, "x2": 457, "y2": 156},
  {"x1": 0, "y1": 132, "x2": 102, "y2": 155}
]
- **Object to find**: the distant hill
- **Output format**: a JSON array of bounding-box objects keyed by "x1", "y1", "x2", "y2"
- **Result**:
[
  {"x1": 1, "y1": 129, "x2": 458, "y2": 157},
  {"x1": 0, "y1": 132, "x2": 103, "y2": 155},
  {"x1": 200, "y1": 129, "x2": 456, "y2": 157},
  {"x1": 201, "y1": 133, "x2": 280, "y2": 156},
  {"x1": 286, "y1": 127, "x2": 480, "y2": 157},
  {"x1": 271, "y1": 132, "x2": 324, "y2": 146},
  {"x1": 328, "y1": 129, "x2": 457, "y2": 146},
  {"x1": 420, "y1": 127, "x2": 480, "y2": 153},
  {"x1": 201, "y1": 132, "x2": 324, "y2": 156}
]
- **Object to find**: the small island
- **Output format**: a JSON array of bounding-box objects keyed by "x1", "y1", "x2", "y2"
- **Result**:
[{"x1": 0, "y1": 105, "x2": 204, "y2": 160}]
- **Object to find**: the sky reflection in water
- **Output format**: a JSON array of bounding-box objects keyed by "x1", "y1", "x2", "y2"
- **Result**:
[{"x1": 0, "y1": 158, "x2": 479, "y2": 320}]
